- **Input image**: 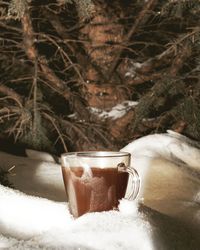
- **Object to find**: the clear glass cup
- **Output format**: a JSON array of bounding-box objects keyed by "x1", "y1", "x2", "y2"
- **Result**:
[{"x1": 61, "y1": 151, "x2": 140, "y2": 217}]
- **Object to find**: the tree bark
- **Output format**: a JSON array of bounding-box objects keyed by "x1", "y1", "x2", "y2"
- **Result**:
[{"x1": 78, "y1": 1, "x2": 130, "y2": 109}]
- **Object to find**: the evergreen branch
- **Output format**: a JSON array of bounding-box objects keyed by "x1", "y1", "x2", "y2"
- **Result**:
[
  {"x1": 125, "y1": 28, "x2": 198, "y2": 85},
  {"x1": 126, "y1": 72, "x2": 164, "y2": 85},
  {"x1": 170, "y1": 43, "x2": 192, "y2": 76},
  {"x1": 42, "y1": 8, "x2": 76, "y2": 54},
  {"x1": 42, "y1": 112, "x2": 68, "y2": 152},
  {"x1": 0, "y1": 21, "x2": 22, "y2": 33},
  {"x1": 20, "y1": 4, "x2": 71, "y2": 99},
  {"x1": 32, "y1": 59, "x2": 38, "y2": 137},
  {"x1": 107, "y1": 0, "x2": 158, "y2": 79},
  {"x1": 21, "y1": 10, "x2": 38, "y2": 61},
  {"x1": 60, "y1": 118, "x2": 91, "y2": 144},
  {"x1": 39, "y1": 33, "x2": 85, "y2": 85},
  {"x1": 0, "y1": 84, "x2": 23, "y2": 107},
  {"x1": 38, "y1": 57, "x2": 69, "y2": 94},
  {"x1": 132, "y1": 36, "x2": 192, "y2": 131}
]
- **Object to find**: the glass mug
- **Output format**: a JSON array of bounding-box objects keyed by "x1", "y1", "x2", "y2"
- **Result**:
[{"x1": 61, "y1": 151, "x2": 140, "y2": 218}]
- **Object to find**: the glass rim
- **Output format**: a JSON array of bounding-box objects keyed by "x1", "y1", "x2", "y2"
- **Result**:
[{"x1": 61, "y1": 151, "x2": 130, "y2": 158}]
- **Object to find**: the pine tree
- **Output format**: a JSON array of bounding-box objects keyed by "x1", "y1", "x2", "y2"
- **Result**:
[{"x1": 0, "y1": 0, "x2": 199, "y2": 154}]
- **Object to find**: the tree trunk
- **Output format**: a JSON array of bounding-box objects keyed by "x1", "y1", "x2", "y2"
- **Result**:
[{"x1": 79, "y1": 1, "x2": 130, "y2": 109}]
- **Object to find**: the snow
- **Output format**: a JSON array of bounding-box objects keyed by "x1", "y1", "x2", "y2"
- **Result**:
[
  {"x1": 25, "y1": 149, "x2": 57, "y2": 163},
  {"x1": 89, "y1": 100, "x2": 138, "y2": 120},
  {"x1": 0, "y1": 185, "x2": 72, "y2": 239},
  {"x1": 120, "y1": 130, "x2": 200, "y2": 231},
  {"x1": 125, "y1": 61, "x2": 143, "y2": 78},
  {"x1": 121, "y1": 130, "x2": 200, "y2": 168},
  {"x1": 118, "y1": 199, "x2": 138, "y2": 216},
  {"x1": 0, "y1": 184, "x2": 152, "y2": 249},
  {"x1": 0, "y1": 130, "x2": 200, "y2": 249},
  {"x1": 68, "y1": 101, "x2": 138, "y2": 121},
  {"x1": 0, "y1": 151, "x2": 66, "y2": 202}
]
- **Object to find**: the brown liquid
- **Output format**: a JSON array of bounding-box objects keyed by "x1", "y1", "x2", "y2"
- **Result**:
[{"x1": 62, "y1": 167, "x2": 129, "y2": 217}]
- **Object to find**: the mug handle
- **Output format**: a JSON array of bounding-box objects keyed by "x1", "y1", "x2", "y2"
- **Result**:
[{"x1": 118, "y1": 163, "x2": 140, "y2": 200}]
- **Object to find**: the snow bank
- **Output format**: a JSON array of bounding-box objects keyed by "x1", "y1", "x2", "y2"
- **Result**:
[
  {"x1": 0, "y1": 151, "x2": 66, "y2": 201},
  {"x1": 121, "y1": 130, "x2": 200, "y2": 229},
  {"x1": 0, "y1": 130, "x2": 200, "y2": 249}
]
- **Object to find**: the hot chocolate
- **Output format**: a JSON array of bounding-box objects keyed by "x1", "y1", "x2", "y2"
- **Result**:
[{"x1": 62, "y1": 166, "x2": 129, "y2": 217}]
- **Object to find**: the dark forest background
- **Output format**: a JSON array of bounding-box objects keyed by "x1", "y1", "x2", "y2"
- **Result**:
[{"x1": 0, "y1": 0, "x2": 200, "y2": 156}]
